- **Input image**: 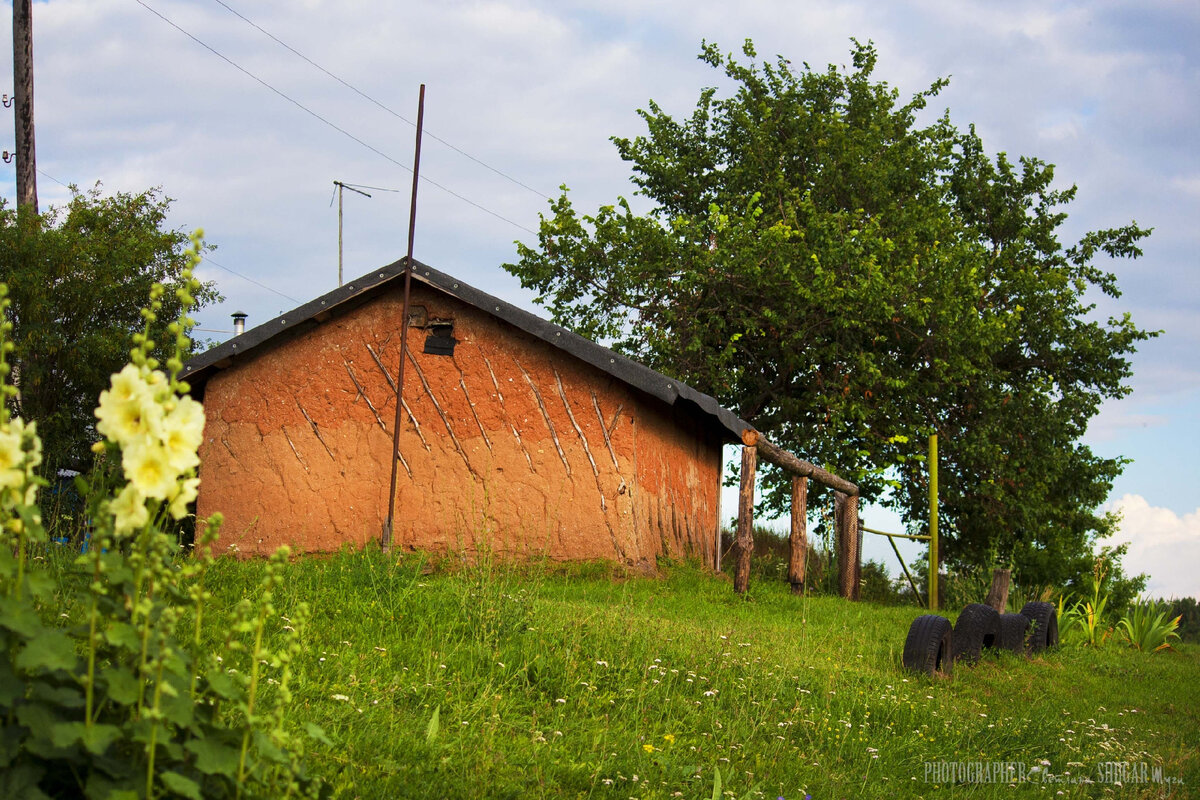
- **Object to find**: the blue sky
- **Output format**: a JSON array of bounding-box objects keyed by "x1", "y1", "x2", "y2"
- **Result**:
[{"x1": 3, "y1": 0, "x2": 1196, "y2": 595}]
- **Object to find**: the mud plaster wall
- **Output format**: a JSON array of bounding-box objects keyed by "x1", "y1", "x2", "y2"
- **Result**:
[{"x1": 195, "y1": 285, "x2": 723, "y2": 566}]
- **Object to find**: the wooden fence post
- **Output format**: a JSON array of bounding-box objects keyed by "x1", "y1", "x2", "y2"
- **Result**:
[
  {"x1": 854, "y1": 516, "x2": 863, "y2": 601},
  {"x1": 734, "y1": 431, "x2": 758, "y2": 594},
  {"x1": 836, "y1": 492, "x2": 859, "y2": 600},
  {"x1": 787, "y1": 476, "x2": 808, "y2": 594}
]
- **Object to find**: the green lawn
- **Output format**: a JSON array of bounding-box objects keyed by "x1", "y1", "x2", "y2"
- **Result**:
[{"x1": 200, "y1": 549, "x2": 1198, "y2": 799}]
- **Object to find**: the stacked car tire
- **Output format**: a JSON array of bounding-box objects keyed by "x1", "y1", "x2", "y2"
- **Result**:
[{"x1": 901, "y1": 600, "x2": 1058, "y2": 676}]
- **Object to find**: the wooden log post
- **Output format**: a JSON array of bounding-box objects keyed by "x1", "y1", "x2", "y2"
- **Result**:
[
  {"x1": 854, "y1": 516, "x2": 863, "y2": 601},
  {"x1": 733, "y1": 430, "x2": 758, "y2": 594},
  {"x1": 787, "y1": 476, "x2": 808, "y2": 594},
  {"x1": 836, "y1": 492, "x2": 860, "y2": 600},
  {"x1": 985, "y1": 568, "x2": 1011, "y2": 613}
]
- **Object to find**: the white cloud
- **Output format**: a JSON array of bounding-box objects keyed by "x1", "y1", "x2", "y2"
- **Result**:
[
  {"x1": 1104, "y1": 494, "x2": 1200, "y2": 599},
  {"x1": 1171, "y1": 175, "x2": 1200, "y2": 197}
]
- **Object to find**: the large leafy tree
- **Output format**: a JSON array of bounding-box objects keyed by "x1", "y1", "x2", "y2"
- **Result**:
[
  {"x1": 0, "y1": 185, "x2": 220, "y2": 469},
  {"x1": 505, "y1": 40, "x2": 1154, "y2": 589}
]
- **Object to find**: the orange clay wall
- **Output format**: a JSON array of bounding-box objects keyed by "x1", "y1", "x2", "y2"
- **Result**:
[{"x1": 195, "y1": 285, "x2": 723, "y2": 566}]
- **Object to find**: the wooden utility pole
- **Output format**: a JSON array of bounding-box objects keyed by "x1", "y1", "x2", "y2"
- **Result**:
[{"x1": 13, "y1": 0, "x2": 37, "y2": 215}]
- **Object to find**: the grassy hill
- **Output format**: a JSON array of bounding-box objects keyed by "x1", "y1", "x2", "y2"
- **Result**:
[{"x1": 197, "y1": 549, "x2": 1199, "y2": 799}]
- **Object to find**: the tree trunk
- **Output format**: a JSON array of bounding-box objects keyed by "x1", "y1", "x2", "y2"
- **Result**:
[
  {"x1": 788, "y1": 476, "x2": 808, "y2": 594},
  {"x1": 733, "y1": 442, "x2": 757, "y2": 594},
  {"x1": 985, "y1": 568, "x2": 1011, "y2": 613}
]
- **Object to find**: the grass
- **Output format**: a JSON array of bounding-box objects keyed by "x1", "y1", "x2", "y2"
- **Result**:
[
  {"x1": 144, "y1": 546, "x2": 1196, "y2": 800},
  {"x1": 39, "y1": 540, "x2": 1197, "y2": 799}
]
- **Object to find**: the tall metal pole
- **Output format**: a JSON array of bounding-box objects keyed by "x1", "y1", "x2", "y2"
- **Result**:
[
  {"x1": 13, "y1": 0, "x2": 37, "y2": 215},
  {"x1": 929, "y1": 432, "x2": 939, "y2": 610},
  {"x1": 382, "y1": 85, "x2": 425, "y2": 552}
]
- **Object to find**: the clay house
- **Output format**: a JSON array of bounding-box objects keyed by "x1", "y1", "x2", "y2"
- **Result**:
[{"x1": 183, "y1": 259, "x2": 751, "y2": 567}]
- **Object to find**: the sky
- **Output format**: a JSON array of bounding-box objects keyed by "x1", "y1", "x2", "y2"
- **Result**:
[{"x1": 2, "y1": 0, "x2": 1196, "y2": 596}]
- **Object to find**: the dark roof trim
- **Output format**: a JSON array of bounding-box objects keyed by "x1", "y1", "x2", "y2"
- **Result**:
[{"x1": 183, "y1": 259, "x2": 751, "y2": 442}]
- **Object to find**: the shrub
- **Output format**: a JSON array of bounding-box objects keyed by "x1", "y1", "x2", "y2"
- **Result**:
[
  {"x1": 0, "y1": 235, "x2": 324, "y2": 798},
  {"x1": 1117, "y1": 600, "x2": 1182, "y2": 653}
]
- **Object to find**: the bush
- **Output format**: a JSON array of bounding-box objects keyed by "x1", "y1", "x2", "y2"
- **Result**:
[
  {"x1": 0, "y1": 236, "x2": 324, "y2": 798},
  {"x1": 1117, "y1": 600, "x2": 1181, "y2": 653}
]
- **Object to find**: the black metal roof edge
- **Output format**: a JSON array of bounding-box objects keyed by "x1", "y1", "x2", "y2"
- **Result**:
[{"x1": 183, "y1": 259, "x2": 751, "y2": 442}]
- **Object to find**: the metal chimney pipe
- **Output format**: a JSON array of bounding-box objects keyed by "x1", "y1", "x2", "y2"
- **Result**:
[{"x1": 231, "y1": 311, "x2": 247, "y2": 336}]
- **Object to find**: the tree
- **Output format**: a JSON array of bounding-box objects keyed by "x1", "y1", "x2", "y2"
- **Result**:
[
  {"x1": 0, "y1": 185, "x2": 221, "y2": 469},
  {"x1": 504, "y1": 40, "x2": 1154, "y2": 591}
]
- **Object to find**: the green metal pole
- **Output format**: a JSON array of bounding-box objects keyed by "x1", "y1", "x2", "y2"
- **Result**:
[{"x1": 929, "y1": 433, "x2": 939, "y2": 610}]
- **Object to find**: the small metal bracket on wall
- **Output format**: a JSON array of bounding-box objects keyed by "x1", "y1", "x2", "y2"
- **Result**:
[
  {"x1": 1, "y1": 94, "x2": 11, "y2": 108},
  {"x1": 1, "y1": 151, "x2": 12, "y2": 164}
]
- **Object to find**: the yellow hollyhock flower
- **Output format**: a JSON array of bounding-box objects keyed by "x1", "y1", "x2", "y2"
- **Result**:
[
  {"x1": 162, "y1": 395, "x2": 204, "y2": 473},
  {"x1": 122, "y1": 439, "x2": 176, "y2": 501},
  {"x1": 96, "y1": 366, "x2": 161, "y2": 446},
  {"x1": 0, "y1": 426, "x2": 24, "y2": 490},
  {"x1": 111, "y1": 483, "x2": 149, "y2": 534},
  {"x1": 167, "y1": 476, "x2": 200, "y2": 520}
]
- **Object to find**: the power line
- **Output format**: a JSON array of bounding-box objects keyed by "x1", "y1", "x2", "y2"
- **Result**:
[
  {"x1": 198, "y1": 254, "x2": 301, "y2": 304},
  {"x1": 135, "y1": 0, "x2": 538, "y2": 237},
  {"x1": 208, "y1": 0, "x2": 552, "y2": 201},
  {"x1": 37, "y1": 168, "x2": 68, "y2": 189},
  {"x1": 341, "y1": 182, "x2": 404, "y2": 194}
]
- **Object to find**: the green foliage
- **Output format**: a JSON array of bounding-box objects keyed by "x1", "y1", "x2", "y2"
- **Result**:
[
  {"x1": 0, "y1": 186, "x2": 220, "y2": 470},
  {"x1": 0, "y1": 243, "x2": 321, "y2": 798},
  {"x1": 505, "y1": 39, "x2": 1155, "y2": 590},
  {"x1": 1118, "y1": 600, "x2": 1182, "y2": 653}
]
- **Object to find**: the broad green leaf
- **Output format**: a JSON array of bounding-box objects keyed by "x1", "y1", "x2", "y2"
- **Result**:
[
  {"x1": 15, "y1": 630, "x2": 78, "y2": 672},
  {"x1": 103, "y1": 621, "x2": 139, "y2": 652},
  {"x1": 32, "y1": 681, "x2": 85, "y2": 709},
  {"x1": 160, "y1": 771, "x2": 202, "y2": 800},
  {"x1": 204, "y1": 668, "x2": 239, "y2": 700},
  {"x1": 0, "y1": 596, "x2": 44, "y2": 638},
  {"x1": 50, "y1": 721, "x2": 89, "y2": 748},
  {"x1": 82, "y1": 724, "x2": 122, "y2": 755},
  {"x1": 185, "y1": 736, "x2": 239, "y2": 776},
  {"x1": 160, "y1": 688, "x2": 196, "y2": 727},
  {"x1": 104, "y1": 669, "x2": 139, "y2": 705}
]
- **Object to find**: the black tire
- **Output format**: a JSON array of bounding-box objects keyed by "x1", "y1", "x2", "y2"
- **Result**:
[
  {"x1": 1020, "y1": 601, "x2": 1059, "y2": 652},
  {"x1": 952, "y1": 603, "x2": 1001, "y2": 664},
  {"x1": 902, "y1": 614, "x2": 953, "y2": 677},
  {"x1": 996, "y1": 613, "x2": 1031, "y2": 654}
]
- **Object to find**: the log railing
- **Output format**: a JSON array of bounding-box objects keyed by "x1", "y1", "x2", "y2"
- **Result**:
[{"x1": 733, "y1": 429, "x2": 860, "y2": 598}]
